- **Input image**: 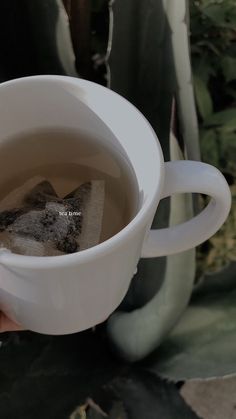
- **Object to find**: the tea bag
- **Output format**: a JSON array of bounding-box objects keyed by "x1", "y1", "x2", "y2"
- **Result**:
[
  {"x1": 0, "y1": 177, "x2": 105, "y2": 256},
  {"x1": 0, "y1": 176, "x2": 54, "y2": 210},
  {"x1": 65, "y1": 181, "x2": 105, "y2": 251}
]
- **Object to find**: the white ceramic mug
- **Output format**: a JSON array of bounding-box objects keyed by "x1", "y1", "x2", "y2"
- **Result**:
[{"x1": 0, "y1": 76, "x2": 231, "y2": 334}]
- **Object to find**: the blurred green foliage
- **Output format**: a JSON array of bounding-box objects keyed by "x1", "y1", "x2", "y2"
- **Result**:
[{"x1": 190, "y1": 0, "x2": 236, "y2": 174}]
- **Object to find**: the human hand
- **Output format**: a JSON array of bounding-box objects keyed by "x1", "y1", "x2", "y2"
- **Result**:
[{"x1": 0, "y1": 311, "x2": 22, "y2": 332}]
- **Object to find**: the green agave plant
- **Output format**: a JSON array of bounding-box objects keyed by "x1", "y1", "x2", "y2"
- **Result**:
[{"x1": 0, "y1": 1, "x2": 235, "y2": 418}]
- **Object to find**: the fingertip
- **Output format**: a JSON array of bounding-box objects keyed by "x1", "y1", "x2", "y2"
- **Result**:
[{"x1": 0, "y1": 312, "x2": 23, "y2": 332}]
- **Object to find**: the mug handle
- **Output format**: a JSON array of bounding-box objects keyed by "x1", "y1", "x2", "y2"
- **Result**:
[{"x1": 142, "y1": 161, "x2": 231, "y2": 258}]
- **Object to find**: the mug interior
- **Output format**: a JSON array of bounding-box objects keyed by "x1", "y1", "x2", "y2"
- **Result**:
[
  {"x1": 0, "y1": 76, "x2": 163, "y2": 205},
  {"x1": 0, "y1": 76, "x2": 163, "y2": 263}
]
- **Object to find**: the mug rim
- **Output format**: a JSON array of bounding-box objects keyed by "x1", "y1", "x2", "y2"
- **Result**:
[{"x1": 0, "y1": 75, "x2": 164, "y2": 269}]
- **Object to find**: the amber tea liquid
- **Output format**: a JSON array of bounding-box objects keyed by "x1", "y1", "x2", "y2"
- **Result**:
[{"x1": 0, "y1": 128, "x2": 139, "y2": 245}]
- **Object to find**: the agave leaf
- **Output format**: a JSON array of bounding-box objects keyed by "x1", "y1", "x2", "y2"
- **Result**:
[
  {"x1": 166, "y1": 0, "x2": 201, "y2": 160},
  {"x1": 0, "y1": 331, "x2": 121, "y2": 418},
  {"x1": 144, "y1": 284, "x2": 236, "y2": 381},
  {"x1": 0, "y1": 331, "x2": 200, "y2": 418},
  {"x1": 105, "y1": 372, "x2": 200, "y2": 419},
  {"x1": 55, "y1": 0, "x2": 78, "y2": 76},
  {"x1": 70, "y1": 372, "x2": 201, "y2": 419},
  {"x1": 0, "y1": 332, "x2": 49, "y2": 395},
  {"x1": 107, "y1": 130, "x2": 195, "y2": 361},
  {"x1": 0, "y1": 0, "x2": 77, "y2": 81},
  {"x1": 26, "y1": 0, "x2": 77, "y2": 76},
  {"x1": 108, "y1": 0, "x2": 197, "y2": 361},
  {"x1": 107, "y1": 0, "x2": 194, "y2": 308},
  {"x1": 79, "y1": 372, "x2": 200, "y2": 419},
  {"x1": 109, "y1": 0, "x2": 176, "y2": 160},
  {"x1": 107, "y1": 0, "x2": 176, "y2": 310}
]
